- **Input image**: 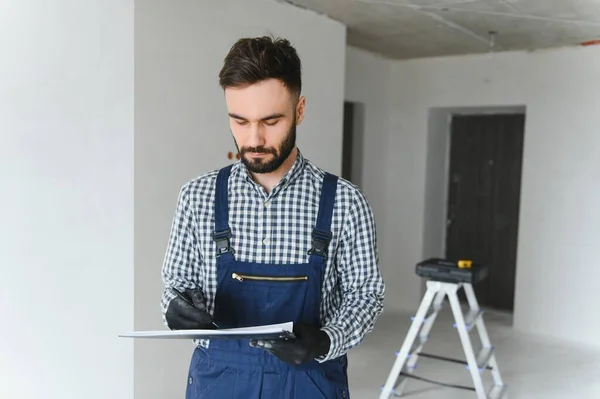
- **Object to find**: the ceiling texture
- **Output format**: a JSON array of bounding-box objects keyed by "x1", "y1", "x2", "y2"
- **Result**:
[{"x1": 278, "y1": 0, "x2": 600, "y2": 59}]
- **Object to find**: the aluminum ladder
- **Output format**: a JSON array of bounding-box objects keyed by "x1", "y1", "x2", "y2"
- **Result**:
[{"x1": 379, "y1": 280, "x2": 507, "y2": 399}]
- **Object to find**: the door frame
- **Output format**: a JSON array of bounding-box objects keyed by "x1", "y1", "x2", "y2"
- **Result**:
[{"x1": 420, "y1": 106, "x2": 527, "y2": 315}]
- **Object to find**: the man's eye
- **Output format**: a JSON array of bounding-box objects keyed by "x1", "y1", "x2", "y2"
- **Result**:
[
  {"x1": 264, "y1": 120, "x2": 279, "y2": 126},
  {"x1": 236, "y1": 120, "x2": 248, "y2": 126}
]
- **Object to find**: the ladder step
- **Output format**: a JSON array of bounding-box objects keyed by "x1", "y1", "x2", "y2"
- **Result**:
[
  {"x1": 405, "y1": 339, "x2": 428, "y2": 362},
  {"x1": 396, "y1": 335, "x2": 427, "y2": 358},
  {"x1": 453, "y1": 308, "x2": 483, "y2": 331},
  {"x1": 488, "y1": 384, "x2": 507, "y2": 399},
  {"x1": 380, "y1": 385, "x2": 401, "y2": 397},
  {"x1": 416, "y1": 352, "x2": 493, "y2": 371},
  {"x1": 410, "y1": 304, "x2": 442, "y2": 323},
  {"x1": 466, "y1": 347, "x2": 494, "y2": 372},
  {"x1": 380, "y1": 374, "x2": 409, "y2": 397}
]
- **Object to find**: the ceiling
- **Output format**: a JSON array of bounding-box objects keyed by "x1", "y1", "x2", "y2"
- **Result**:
[{"x1": 279, "y1": 0, "x2": 600, "y2": 59}]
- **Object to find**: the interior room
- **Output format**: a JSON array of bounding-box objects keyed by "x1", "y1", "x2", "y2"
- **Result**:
[{"x1": 2, "y1": 0, "x2": 599, "y2": 398}]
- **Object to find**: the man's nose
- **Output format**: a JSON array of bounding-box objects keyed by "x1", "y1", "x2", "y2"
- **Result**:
[{"x1": 247, "y1": 123, "x2": 266, "y2": 147}]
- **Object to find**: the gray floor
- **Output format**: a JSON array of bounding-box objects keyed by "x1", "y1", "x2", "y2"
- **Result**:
[{"x1": 347, "y1": 307, "x2": 600, "y2": 399}]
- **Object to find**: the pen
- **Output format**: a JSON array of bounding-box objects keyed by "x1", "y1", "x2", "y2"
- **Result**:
[{"x1": 172, "y1": 288, "x2": 219, "y2": 329}]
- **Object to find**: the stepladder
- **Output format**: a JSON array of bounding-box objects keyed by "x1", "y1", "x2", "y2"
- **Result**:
[{"x1": 379, "y1": 258, "x2": 508, "y2": 399}]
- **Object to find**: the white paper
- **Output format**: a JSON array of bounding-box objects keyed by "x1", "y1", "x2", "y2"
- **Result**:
[{"x1": 119, "y1": 321, "x2": 294, "y2": 340}]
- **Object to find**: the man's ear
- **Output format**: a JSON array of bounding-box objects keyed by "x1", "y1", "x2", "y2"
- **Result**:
[{"x1": 295, "y1": 96, "x2": 306, "y2": 125}]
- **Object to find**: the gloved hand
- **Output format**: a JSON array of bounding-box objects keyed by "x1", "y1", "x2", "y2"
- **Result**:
[
  {"x1": 165, "y1": 288, "x2": 216, "y2": 330},
  {"x1": 249, "y1": 323, "x2": 330, "y2": 365}
]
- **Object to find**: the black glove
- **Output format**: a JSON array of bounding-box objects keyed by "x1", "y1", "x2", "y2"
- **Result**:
[
  {"x1": 249, "y1": 323, "x2": 330, "y2": 365},
  {"x1": 165, "y1": 288, "x2": 216, "y2": 330}
]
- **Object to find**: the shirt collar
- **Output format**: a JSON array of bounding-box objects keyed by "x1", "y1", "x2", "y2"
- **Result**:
[
  {"x1": 233, "y1": 148, "x2": 306, "y2": 191},
  {"x1": 281, "y1": 149, "x2": 305, "y2": 186}
]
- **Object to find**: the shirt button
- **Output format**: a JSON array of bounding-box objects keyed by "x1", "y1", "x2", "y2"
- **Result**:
[
  {"x1": 188, "y1": 377, "x2": 193, "y2": 385},
  {"x1": 341, "y1": 390, "x2": 347, "y2": 398},
  {"x1": 262, "y1": 237, "x2": 270, "y2": 244},
  {"x1": 264, "y1": 201, "x2": 270, "y2": 207}
]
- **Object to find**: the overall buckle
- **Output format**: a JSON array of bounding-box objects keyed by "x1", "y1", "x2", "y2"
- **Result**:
[
  {"x1": 308, "y1": 230, "x2": 332, "y2": 259},
  {"x1": 212, "y1": 229, "x2": 234, "y2": 256}
]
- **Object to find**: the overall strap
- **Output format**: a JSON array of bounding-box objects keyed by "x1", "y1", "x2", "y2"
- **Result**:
[
  {"x1": 213, "y1": 164, "x2": 235, "y2": 259},
  {"x1": 309, "y1": 172, "x2": 338, "y2": 261}
]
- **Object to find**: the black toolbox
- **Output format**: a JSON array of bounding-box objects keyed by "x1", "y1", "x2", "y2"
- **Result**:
[{"x1": 415, "y1": 258, "x2": 489, "y2": 284}]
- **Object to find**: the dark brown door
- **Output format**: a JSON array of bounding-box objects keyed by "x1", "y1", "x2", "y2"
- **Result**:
[{"x1": 445, "y1": 113, "x2": 525, "y2": 311}]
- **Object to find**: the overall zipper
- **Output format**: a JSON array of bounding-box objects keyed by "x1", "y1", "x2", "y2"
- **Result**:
[{"x1": 231, "y1": 272, "x2": 308, "y2": 282}]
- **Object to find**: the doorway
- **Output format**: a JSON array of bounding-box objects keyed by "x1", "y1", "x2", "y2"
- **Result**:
[
  {"x1": 341, "y1": 101, "x2": 365, "y2": 187},
  {"x1": 444, "y1": 113, "x2": 525, "y2": 312},
  {"x1": 342, "y1": 101, "x2": 355, "y2": 182}
]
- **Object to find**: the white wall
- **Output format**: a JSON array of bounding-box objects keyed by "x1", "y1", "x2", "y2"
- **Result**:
[
  {"x1": 134, "y1": 1, "x2": 346, "y2": 397},
  {"x1": 382, "y1": 45, "x2": 600, "y2": 348},
  {"x1": 343, "y1": 46, "x2": 397, "y2": 308},
  {"x1": 344, "y1": 47, "x2": 392, "y2": 222},
  {"x1": 0, "y1": 1, "x2": 134, "y2": 399}
]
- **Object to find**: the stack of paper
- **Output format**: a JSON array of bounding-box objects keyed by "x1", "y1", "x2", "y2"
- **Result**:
[{"x1": 119, "y1": 321, "x2": 295, "y2": 340}]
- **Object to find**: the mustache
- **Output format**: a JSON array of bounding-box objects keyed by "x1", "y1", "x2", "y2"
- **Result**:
[{"x1": 240, "y1": 146, "x2": 277, "y2": 155}]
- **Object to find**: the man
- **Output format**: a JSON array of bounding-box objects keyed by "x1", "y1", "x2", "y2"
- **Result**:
[{"x1": 160, "y1": 35, "x2": 385, "y2": 399}]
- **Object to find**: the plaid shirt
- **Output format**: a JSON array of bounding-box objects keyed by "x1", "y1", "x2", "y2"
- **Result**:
[{"x1": 160, "y1": 150, "x2": 385, "y2": 362}]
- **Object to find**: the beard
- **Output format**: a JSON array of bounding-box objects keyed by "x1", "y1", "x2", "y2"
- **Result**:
[{"x1": 235, "y1": 121, "x2": 296, "y2": 174}]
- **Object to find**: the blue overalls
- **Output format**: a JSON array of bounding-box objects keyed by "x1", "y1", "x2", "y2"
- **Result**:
[{"x1": 185, "y1": 165, "x2": 350, "y2": 399}]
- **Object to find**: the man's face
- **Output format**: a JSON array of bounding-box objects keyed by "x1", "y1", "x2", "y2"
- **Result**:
[{"x1": 225, "y1": 79, "x2": 305, "y2": 174}]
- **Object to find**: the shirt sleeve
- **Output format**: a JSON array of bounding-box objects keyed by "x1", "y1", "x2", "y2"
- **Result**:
[
  {"x1": 318, "y1": 188, "x2": 385, "y2": 362},
  {"x1": 160, "y1": 183, "x2": 204, "y2": 328}
]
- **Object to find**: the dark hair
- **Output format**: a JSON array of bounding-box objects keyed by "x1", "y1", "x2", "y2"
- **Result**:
[{"x1": 218, "y1": 35, "x2": 302, "y2": 98}]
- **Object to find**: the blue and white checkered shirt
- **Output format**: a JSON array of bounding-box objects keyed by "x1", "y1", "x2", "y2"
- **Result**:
[{"x1": 160, "y1": 150, "x2": 385, "y2": 362}]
